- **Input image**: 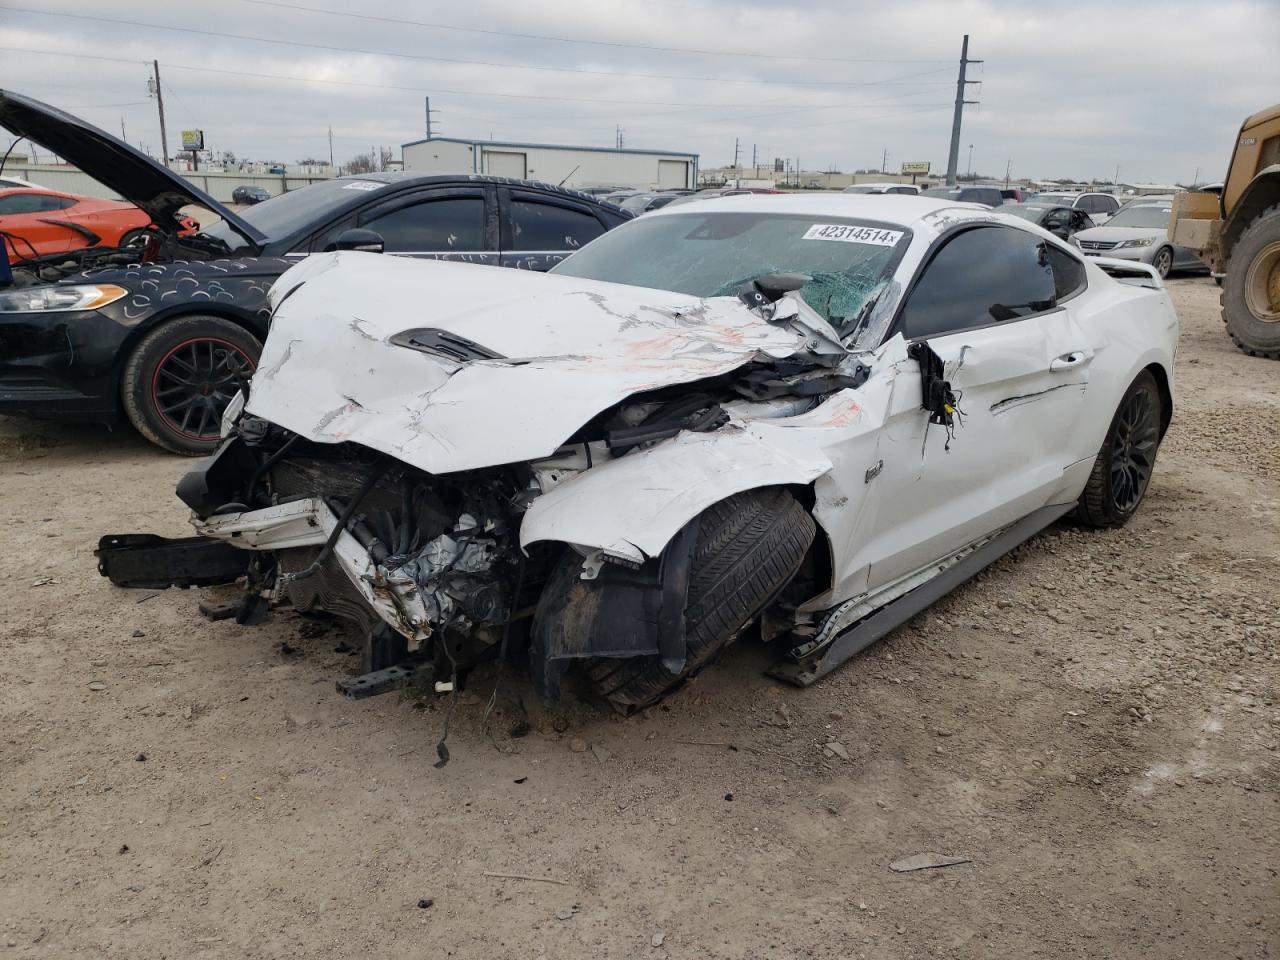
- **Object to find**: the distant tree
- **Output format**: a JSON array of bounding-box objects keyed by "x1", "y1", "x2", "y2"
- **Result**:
[
  {"x1": 220, "y1": 149, "x2": 237, "y2": 165},
  {"x1": 343, "y1": 152, "x2": 377, "y2": 175},
  {"x1": 296, "y1": 157, "x2": 325, "y2": 166},
  {"x1": 378, "y1": 146, "x2": 395, "y2": 170}
]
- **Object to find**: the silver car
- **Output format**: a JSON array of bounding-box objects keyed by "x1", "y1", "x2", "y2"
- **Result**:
[{"x1": 1070, "y1": 199, "x2": 1205, "y2": 278}]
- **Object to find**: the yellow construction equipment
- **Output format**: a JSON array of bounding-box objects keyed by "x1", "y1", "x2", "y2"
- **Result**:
[{"x1": 1171, "y1": 104, "x2": 1280, "y2": 358}]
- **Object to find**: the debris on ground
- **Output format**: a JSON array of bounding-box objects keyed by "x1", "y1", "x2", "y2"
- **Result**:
[{"x1": 889, "y1": 853, "x2": 973, "y2": 873}]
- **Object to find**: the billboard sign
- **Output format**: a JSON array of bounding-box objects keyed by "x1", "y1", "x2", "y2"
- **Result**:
[
  {"x1": 901, "y1": 161, "x2": 931, "y2": 175},
  {"x1": 181, "y1": 129, "x2": 205, "y2": 151}
]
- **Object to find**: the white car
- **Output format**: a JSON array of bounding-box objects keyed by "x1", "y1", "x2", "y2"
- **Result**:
[
  {"x1": 1033, "y1": 191, "x2": 1120, "y2": 224},
  {"x1": 104, "y1": 195, "x2": 1177, "y2": 710},
  {"x1": 0, "y1": 174, "x2": 48, "y2": 190},
  {"x1": 844, "y1": 182, "x2": 920, "y2": 195}
]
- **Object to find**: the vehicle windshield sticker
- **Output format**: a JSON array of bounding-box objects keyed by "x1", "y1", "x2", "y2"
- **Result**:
[
  {"x1": 341, "y1": 181, "x2": 384, "y2": 191},
  {"x1": 802, "y1": 224, "x2": 904, "y2": 246}
]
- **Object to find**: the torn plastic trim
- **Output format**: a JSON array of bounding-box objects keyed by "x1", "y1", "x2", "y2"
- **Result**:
[
  {"x1": 528, "y1": 517, "x2": 700, "y2": 702},
  {"x1": 195, "y1": 498, "x2": 432, "y2": 647}
]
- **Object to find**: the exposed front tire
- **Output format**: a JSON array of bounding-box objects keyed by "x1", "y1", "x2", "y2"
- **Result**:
[
  {"x1": 121, "y1": 315, "x2": 261, "y2": 455},
  {"x1": 580, "y1": 487, "x2": 815, "y2": 711},
  {"x1": 1074, "y1": 370, "x2": 1163, "y2": 528},
  {"x1": 1220, "y1": 204, "x2": 1280, "y2": 359}
]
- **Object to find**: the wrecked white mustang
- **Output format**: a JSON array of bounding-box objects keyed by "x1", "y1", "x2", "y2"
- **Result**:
[{"x1": 100, "y1": 196, "x2": 1179, "y2": 709}]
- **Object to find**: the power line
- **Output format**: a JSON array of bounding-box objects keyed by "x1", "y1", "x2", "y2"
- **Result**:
[
  {"x1": 0, "y1": 47, "x2": 946, "y2": 112},
  {"x1": 235, "y1": 0, "x2": 953, "y2": 64},
  {"x1": 0, "y1": 7, "x2": 954, "y2": 88},
  {"x1": 59, "y1": 100, "x2": 149, "y2": 109}
]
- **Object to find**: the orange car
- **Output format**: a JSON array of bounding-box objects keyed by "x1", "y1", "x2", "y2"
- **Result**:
[{"x1": 0, "y1": 187, "x2": 198, "y2": 263}]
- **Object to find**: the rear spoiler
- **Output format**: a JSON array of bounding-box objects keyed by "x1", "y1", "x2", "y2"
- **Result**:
[{"x1": 1090, "y1": 256, "x2": 1163, "y2": 289}]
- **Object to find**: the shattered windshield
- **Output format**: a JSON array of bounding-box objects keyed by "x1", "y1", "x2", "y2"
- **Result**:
[{"x1": 551, "y1": 211, "x2": 909, "y2": 327}]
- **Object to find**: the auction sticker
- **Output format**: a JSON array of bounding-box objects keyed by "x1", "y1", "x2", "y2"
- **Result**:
[
  {"x1": 802, "y1": 224, "x2": 903, "y2": 245},
  {"x1": 341, "y1": 181, "x2": 385, "y2": 191}
]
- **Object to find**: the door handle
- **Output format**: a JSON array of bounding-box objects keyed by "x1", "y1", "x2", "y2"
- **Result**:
[{"x1": 1050, "y1": 350, "x2": 1092, "y2": 372}]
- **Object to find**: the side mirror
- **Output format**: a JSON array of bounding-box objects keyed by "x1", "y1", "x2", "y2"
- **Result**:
[{"x1": 329, "y1": 228, "x2": 385, "y2": 254}]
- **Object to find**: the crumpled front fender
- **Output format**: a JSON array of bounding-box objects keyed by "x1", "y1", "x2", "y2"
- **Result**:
[{"x1": 520, "y1": 418, "x2": 834, "y2": 562}]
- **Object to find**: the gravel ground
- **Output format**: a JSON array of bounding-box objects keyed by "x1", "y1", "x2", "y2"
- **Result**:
[{"x1": 0, "y1": 276, "x2": 1276, "y2": 959}]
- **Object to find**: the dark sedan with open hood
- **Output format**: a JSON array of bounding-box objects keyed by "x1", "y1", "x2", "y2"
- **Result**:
[{"x1": 0, "y1": 90, "x2": 630, "y2": 453}]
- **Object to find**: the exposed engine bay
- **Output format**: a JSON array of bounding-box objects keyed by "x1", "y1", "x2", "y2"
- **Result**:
[
  {"x1": 172, "y1": 332, "x2": 864, "y2": 703},
  {"x1": 5, "y1": 222, "x2": 238, "y2": 286}
]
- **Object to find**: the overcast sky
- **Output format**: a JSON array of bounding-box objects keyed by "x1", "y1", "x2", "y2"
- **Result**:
[{"x1": 3, "y1": 0, "x2": 1278, "y2": 183}]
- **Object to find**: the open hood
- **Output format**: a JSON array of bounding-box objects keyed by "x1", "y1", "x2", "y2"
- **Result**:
[
  {"x1": 0, "y1": 89, "x2": 266, "y2": 247},
  {"x1": 247, "y1": 253, "x2": 840, "y2": 474}
]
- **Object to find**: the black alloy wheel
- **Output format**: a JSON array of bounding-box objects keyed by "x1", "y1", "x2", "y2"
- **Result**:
[
  {"x1": 1107, "y1": 378, "x2": 1160, "y2": 513},
  {"x1": 121, "y1": 314, "x2": 262, "y2": 455},
  {"x1": 151, "y1": 336, "x2": 255, "y2": 441},
  {"x1": 1074, "y1": 370, "x2": 1163, "y2": 528}
]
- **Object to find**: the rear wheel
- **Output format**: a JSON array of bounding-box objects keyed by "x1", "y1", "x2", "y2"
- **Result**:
[
  {"x1": 580, "y1": 487, "x2": 815, "y2": 711},
  {"x1": 121, "y1": 315, "x2": 260, "y2": 455},
  {"x1": 1074, "y1": 370, "x2": 1163, "y2": 528},
  {"x1": 1221, "y1": 204, "x2": 1280, "y2": 359},
  {"x1": 118, "y1": 228, "x2": 153, "y2": 250}
]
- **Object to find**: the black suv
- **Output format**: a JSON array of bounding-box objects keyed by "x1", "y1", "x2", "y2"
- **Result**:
[{"x1": 0, "y1": 90, "x2": 631, "y2": 453}]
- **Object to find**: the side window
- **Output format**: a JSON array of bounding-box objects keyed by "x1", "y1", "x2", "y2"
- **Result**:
[
  {"x1": 510, "y1": 199, "x2": 604, "y2": 251},
  {"x1": 1097, "y1": 195, "x2": 1118, "y2": 213},
  {"x1": 0, "y1": 193, "x2": 53, "y2": 215},
  {"x1": 41, "y1": 195, "x2": 76, "y2": 212},
  {"x1": 899, "y1": 226, "x2": 1056, "y2": 338},
  {"x1": 1043, "y1": 209, "x2": 1070, "y2": 230},
  {"x1": 360, "y1": 197, "x2": 485, "y2": 253},
  {"x1": 1044, "y1": 244, "x2": 1086, "y2": 301}
]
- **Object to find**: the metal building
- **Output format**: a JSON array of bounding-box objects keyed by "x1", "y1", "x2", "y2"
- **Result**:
[{"x1": 401, "y1": 137, "x2": 698, "y2": 191}]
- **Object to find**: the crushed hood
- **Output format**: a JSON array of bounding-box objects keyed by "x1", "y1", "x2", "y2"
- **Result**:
[
  {"x1": 247, "y1": 252, "x2": 838, "y2": 474},
  {"x1": 0, "y1": 89, "x2": 265, "y2": 246}
]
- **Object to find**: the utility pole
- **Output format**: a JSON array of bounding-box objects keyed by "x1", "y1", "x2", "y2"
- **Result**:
[
  {"x1": 424, "y1": 97, "x2": 440, "y2": 139},
  {"x1": 945, "y1": 35, "x2": 981, "y2": 186},
  {"x1": 967, "y1": 143, "x2": 973, "y2": 179},
  {"x1": 328, "y1": 126, "x2": 334, "y2": 168},
  {"x1": 151, "y1": 60, "x2": 169, "y2": 166},
  {"x1": 1004, "y1": 156, "x2": 1011, "y2": 187},
  {"x1": 733, "y1": 137, "x2": 740, "y2": 171},
  {"x1": 120, "y1": 118, "x2": 126, "y2": 142},
  {"x1": 752, "y1": 143, "x2": 758, "y2": 177},
  {"x1": 615, "y1": 125, "x2": 624, "y2": 149},
  {"x1": 882, "y1": 148, "x2": 887, "y2": 174}
]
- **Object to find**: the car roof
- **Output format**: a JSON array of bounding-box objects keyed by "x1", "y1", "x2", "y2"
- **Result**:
[
  {"x1": 0, "y1": 185, "x2": 76, "y2": 199},
  {"x1": 334, "y1": 171, "x2": 620, "y2": 209},
  {"x1": 646, "y1": 192, "x2": 976, "y2": 230}
]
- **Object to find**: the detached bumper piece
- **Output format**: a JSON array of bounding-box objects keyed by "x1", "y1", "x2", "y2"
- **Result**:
[
  {"x1": 95, "y1": 533, "x2": 250, "y2": 589},
  {"x1": 335, "y1": 659, "x2": 435, "y2": 700}
]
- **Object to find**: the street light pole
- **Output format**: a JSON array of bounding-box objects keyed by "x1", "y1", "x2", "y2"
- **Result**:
[{"x1": 967, "y1": 144, "x2": 973, "y2": 180}]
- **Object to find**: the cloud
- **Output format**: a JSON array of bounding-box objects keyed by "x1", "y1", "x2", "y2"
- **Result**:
[{"x1": 2, "y1": 0, "x2": 1276, "y2": 182}]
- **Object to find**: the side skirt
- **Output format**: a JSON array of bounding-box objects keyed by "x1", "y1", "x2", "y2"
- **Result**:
[{"x1": 768, "y1": 504, "x2": 1073, "y2": 687}]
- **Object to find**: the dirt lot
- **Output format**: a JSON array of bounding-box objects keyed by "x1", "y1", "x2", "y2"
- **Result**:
[{"x1": 1, "y1": 277, "x2": 1276, "y2": 959}]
